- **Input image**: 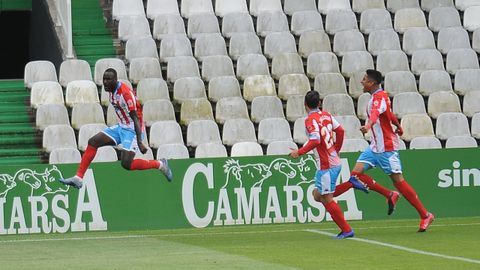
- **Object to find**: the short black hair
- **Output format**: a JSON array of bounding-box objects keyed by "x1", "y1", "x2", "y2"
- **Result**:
[
  {"x1": 304, "y1": 90, "x2": 320, "y2": 109},
  {"x1": 104, "y1": 68, "x2": 117, "y2": 78},
  {"x1": 366, "y1": 69, "x2": 383, "y2": 85}
]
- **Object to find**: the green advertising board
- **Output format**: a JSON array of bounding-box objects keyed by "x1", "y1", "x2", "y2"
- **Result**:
[{"x1": 0, "y1": 148, "x2": 478, "y2": 235}]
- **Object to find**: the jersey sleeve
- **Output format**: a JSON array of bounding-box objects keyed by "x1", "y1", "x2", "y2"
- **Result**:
[
  {"x1": 368, "y1": 94, "x2": 387, "y2": 124},
  {"x1": 305, "y1": 117, "x2": 320, "y2": 141},
  {"x1": 121, "y1": 86, "x2": 137, "y2": 112}
]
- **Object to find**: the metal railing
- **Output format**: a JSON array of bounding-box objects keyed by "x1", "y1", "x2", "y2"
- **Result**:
[{"x1": 54, "y1": 0, "x2": 74, "y2": 58}]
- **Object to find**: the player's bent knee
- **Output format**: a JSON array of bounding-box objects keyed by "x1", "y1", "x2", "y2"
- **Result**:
[{"x1": 121, "y1": 159, "x2": 133, "y2": 170}]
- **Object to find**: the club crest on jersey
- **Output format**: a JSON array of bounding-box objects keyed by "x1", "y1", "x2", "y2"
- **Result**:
[{"x1": 127, "y1": 100, "x2": 133, "y2": 107}]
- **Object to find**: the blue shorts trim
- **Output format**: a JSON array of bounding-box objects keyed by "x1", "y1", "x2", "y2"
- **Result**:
[
  {"x1": 102, "y1": 124, "x2": 144, "y2": 152},
  {"x1": 315, "y1": 166, "x2": 341, "y2": 195},
  {"x1": 357, "y1": 147, "x2": 402, "y2": 175}
]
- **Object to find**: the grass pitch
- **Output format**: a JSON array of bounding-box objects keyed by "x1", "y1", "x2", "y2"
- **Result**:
[{"x1": 1, "y1": 217, "x2": 479, "y2": 270}]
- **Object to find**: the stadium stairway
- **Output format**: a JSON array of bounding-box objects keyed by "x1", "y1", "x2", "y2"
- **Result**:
[
  {"x1": 71, "y1": 0, "x2": 116, "y2": 70},
  {"x1": 0, "y1": 80, "x2": 42, "y2": 165}
]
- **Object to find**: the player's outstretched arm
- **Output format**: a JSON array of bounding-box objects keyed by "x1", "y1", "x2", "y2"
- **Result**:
[{"x1": 129, "y1": 110, "x2": 148, "y2": 154}]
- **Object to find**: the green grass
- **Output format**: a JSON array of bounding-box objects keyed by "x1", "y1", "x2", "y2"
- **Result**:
[{"x1": 1, "y1": 217, "x2": 480, "y2": 270}]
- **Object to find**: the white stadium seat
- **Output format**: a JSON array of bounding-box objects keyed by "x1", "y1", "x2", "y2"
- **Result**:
[
  {"x1": 181, "y1": 0, "x2": 214, "y2": 18},
  {"x1": 222, "y1": 118, "x2": 257, "y2": 146},
  {"x1": 409, "y1": 136, "x2": 442, "y2": 149},
  {"x1": 231, "y1": 142, "x2": 263, "y2": 157},
  {"x1": 222, "y1": 13, "x2": 255, "y2": 38},
  {"x1": 258, "y1": 118, "x2": 292, "y2": 145},
  {"x1": 112, "y1": 0, "x2": 145, "y2": 21},
  {"x1": 59, "y1": 59, "x2": 92, "y2": 87},
  {"x1": 208, "y1": 76, "x2": 242, "y2": 102},
  {"x1": 384, "y1": 71, "x2": 418, "y2": 97},
  {"x1": 421, "y1": 0, "x2": 454, "y2": 12},
  {"x1": 159, "y1": 34, "x2": 193, "y2": 63},
  {"x1": 387, "y1": 0, "x2": 420, "y2": 13},
  {"x1": 77, "y1": 123, "x2": 108, "y2": 151},
  {"x1": 251, "y1": 96, "x2": 285, "y2": 123},
  {"x1": 128, "y1": 57, "x2": 162, "y2": 84},
  {"x1": 118, "y1": 16, "x2": 151, "y2": 41},
  {"x1": 229, "y1": 32, "x2": 262, "y2": 60},
  {"x1": 333, "y1": 30, "x2": 366, "y2": 56},
  {"x1": 256, "y1": 11, "x2": 289, "y2": 37},
  {"x1": 143, "y1": 99, "x2": 176, "y2": 126},
  {"x1": 400, "y1": 114, "x2": 435, "y2": 141},
  {"x1": 368, "y1": 29, "x2": 401, "y2": 56},
  {"x1": 195, "y1": 143, "x2": 228, "y2": 158},
  {"x1": 341, "y1": 51, "x2": 374, "y2": 78},
  {"x1": 293, "y1": 117, "x2": 307, "y2": 144},
  {"x1": 291, "y1": 10, "x2": 324, "y2": 36},
  {"x1": 194, "y1": 33, "x2": 228, "y2": 61},
  {"x1": 307, "y1": 52, "x2": 340, "y2": 78},
  {"x1": 394, "y1": 8, "x2": 427, "y2": 34},
  {"x1": 92, "y1": 146, "x2": 118, "y2": 163},
  {"x1": 392, "y1": 92, "x2": 426, "y2": 119},
  {"x1": 187, "y1": 13, "x2": 220, "y2": 39},
  {"x1": 215, "y1": 97, "x2": 250, "y2": 124},
  {"x1": 49, "y1": 148, "x2": 81, "y2": 164},
  {"x1": 314, "y1": 73, "x2": 347, "y2": 99},
  {"x1": 180, "y1": 98, "x2": 214, "y2": 125},
  {"x1": 286, "y1": 95, "x2": 307, "y2": 122},
  {"x1": 318, "y1": 0, "x2": 352, "y2": 15},
  {"x1": 322, "y1": 94, "x2": 356, "y2": 116},
  {"x1": 419, "y1": 70, "x2": 453, "y2": 96},
  {"x1": 335, "y1": 115, "x2": 363, "y2": 139},
  {"x1": 353, "y1": 0, "x2": 385, "y2": 13},
  {"x1": 173, "y1": 77, "x2": 207, "y2": 104},
  {"x1": 411, "y1": 49, "x2": 445, "y2": 75},
  {"x1": 166, "y1": 56, "x2": 200, "y2": 82},
  {"x1": 65, "y1": 80, "x2": 99, "y2": 107},
  {"x1": 201, "y1": 55, "x2": 235, "y2": 82},
  {"x1": 284, "y1": 0, "x2": 317, "y2": 15},
  {"x1": 147, "y1": 0, "x2": 179, "y2": 19},
  {"x1": 325, "y1": 10, "x2": 358, "y2": 35},
  {"x1": 156, "y1": 144, "x2": 190, "y2": 159},
  {"x1": 463, "y1": 91, "x2": 480, "y2": 117},
  {"x1": 267, "y1": 141, "x2": 298, "y2": 155},
  {"x1": 446, "y1": 48, "x2": 480, "y2": 75},
  {"x1": 464, "y1": 6, "x2": 480, "y2": 31},
  {"x1": 36, "y1": 104, "x2": 70, "y2": 130},
  {"x1": 341, "y1": 138, "x2": 369, "y2": 152},
  {"x1": 437, "y1": 27, "x2": 471, "y2": 54},
  {"x1": 402, "y1": 27, "x2": 436, "y2": 55},
  {"x1": 187, "y1": 120, "x2": 222, "y2": 147},
  {"x1": 278, "y1": 74, "x2": 310, "y2": 101},
  {"x1": 236, "y1": 54, "x2": 270, "y2": 80},
  {"x1": 71, "y1": 103, "x2": 105, "y2": 130},
  {"x1": 435, "y1": 112, "x2": 471, "y2": 140},
  {"x1": 94, "y1": 58, "x2": 128, "y2": 85},
  {"x1": 242, "y1": 75, "x2": 276, "y2": 102},
  {"x1": 136, "y1": 78, "x2": 169, "y2": 104},
  {"x1": 454, "y1": 69, "x2": 480, "y2": 96},
  {"x1": 360, "y1": 9, "x2": 392, "y2": 34},
  {"x1": 298, "y1": 31, "x2": 331, "y2": 58},
  {"x1": 471, "y1": 113, "x2": 480, "y2": 139},
  {"x1": 43, "y1": 125, "x2": 77, "y2": 153},
  {"x1": 153, "y1": 14, "x2": 185, "y2": 40},
  {"x1": 24, "y1": 60, "x2": 57, "y2": 88},
  {"x1": 376, "y1": 50, "x2": 410, "y2": 74},
  {"x1": 215, "y1": 0, "x2": 248, "y2": 17},
  {"x1": 30, "y1": 81, "x2": 64, "y2": 109},
  {"x1": 149, "y1": 120, "x2": 184, "y2": 148},
  {"x1": 427, "y1": 91, "x2": 461, "y2": 118},
  {"x1": 271, "y1": 53, "x2": 304, "y2": 80},
  {"x1": 125, "y1": 37, "x2": 158, "y2": 62},
  {"x1": 445, "y1": 136, "x2": 478, "y2": 148},
  {"x1": 264, "y1": 32, "x2": 297, "y2": 59},
  {"x1": 428, "y1": 7, "x2": 461, "y2": 32}
]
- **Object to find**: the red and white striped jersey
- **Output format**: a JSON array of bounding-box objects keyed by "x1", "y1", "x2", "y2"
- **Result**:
[
  {"x1": 108, "y1": 82, "x2": 144, "y2": 131},
  {"x1": 367, "y1": 88, "x2": 399, "y2": 153},
  {"x1": 304, "y1": 110, "x2": 342, "y2": 170}
]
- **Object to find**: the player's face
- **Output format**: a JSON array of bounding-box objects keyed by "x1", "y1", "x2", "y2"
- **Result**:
[
  {"x1": 103, "y1": 72, "x2": 118, "y2": 92},
  {"x1": 361, "y1": 74, "x2": 374, "y2": 92}
]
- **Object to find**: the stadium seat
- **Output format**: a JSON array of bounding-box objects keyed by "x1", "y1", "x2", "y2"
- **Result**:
[
  {"x1": 384, "y1": 71, "x2": 418, "y2": 97},
  {"x1": 242, "y1": 75, "x2": 276, "y2": 102},
  {"x1": 173, "y1": 77, "x2": 207, "y2": 104},
  {"x1": 30, "y1": 81, "x2": 64, "y2": 109},
  {"x1": 250, "y1": 0, "x2": 283, "y2": 16},
  {"x1": 357, "y1": 93, "x2": 371, "y2": 120},
  {"x1": 256, "y1": 11, "x2": 289, "y2": 37},
  {"x1": 166, "y1": 56, "x2": 200, "y2": 82},
  {"x1": 264, "y1": 32, "x2": 297, "y2": 59},
  {"x1": 271, "y1": 53, "x2": 304, "y2": 80},
  {"x1": 376, "y1": 50, "x2": 410, "y2": 74},
  {"x1": 291, "y1": 11, "x2": 324, "y2": 36},
  {"x1": 394, "y1": 8, "x2": 427, "y2": 34},
  {"x1": 134, "y1": 146, "x2": 155, "y2": 160},
  {"x1": 387, "y1": 0, "x2": 420, "y2": 13},
  {"x1": 222, "y1": 13, "x2": 255, "y2": 38},
  {"x1": 341, "y1": 138, "x2": 369, "y2": 152},
  {"x1": 437, "y1": 27, "x2": 471, "y2": 54},
  {"x1": 201, "y1": 55, "x2": 235, "y2": 82},
  {"x1": 409, "y1": 136, "x2": 442, "y2": 149},
  {"x1": 230, "y1": 142, "x2": 263, "y2": 156},
  {"x1": 229, "y1": 32, "x2": 262, "y2": 60},
  {"x1": 149, "y1": 121, "x2": 184, "y2": 148},
  {"x1": 236, "y1": 54, "x2": 270, "y2": 80},
  {"x1": 454, "y1": 69, "x2": 480, "y2": 96},
  {"x1": 194, "y1": 33, "x2": 228, "y2": 61},
  {"x1": 400, "y1": 114, "x2": 435, "y2": 141},
  {"x1": 298, "y1": 31, "x2": 331, "y2": 58},
  {"x1": 125, "y1": 37, "x2": 158, "y2": 62},
  {"x1": 258, "y1": 118, "x2": 293, "y2": 145},
  {"x1": 77, "y1": 124, "x2": 107, "y2": 151},
  {"x1": 333, "y1": 30, "x2": 366, "y2": 56},
  {"x1": 49, "y1": 148, "x2": 81, "y2": 164},
  {"x1": 112, "y1": 0, "x2": 145, "y2": 20},
  {"x1": 100, "y1": 80, "x2": 132, "y2": 106},
  {"x1": 267, "y1": 141, "x2": 298, "y2": 155},
  {"x1": 136, "y1": 78, "x2": 169, "y2": 104},
  {"x1": 325, "y1": 10, "x2": 358, "y2": 35},
  {"x1": 147, "y1": 0, "x2": 179, "y2": 19},
  {"x1": 411, "y1": 49, "x2": 445, "y2": 75},
  {"x1": 346, "y1": 72, "x2": 364, "y2": 99},
  {"x1": 446, "y1": 48, "x2": 480, "y2": 74},
  {"x1": 65, "y1": 80, "x2": 99, "y2": 107},
  {"x1": 159, "y1": 34, "x2": 193, "y2": 62},
  {"x1": 153, "y1": 14, "x2": 186, "y2": 40},
  {"x1": 402, "y1": 27, "x2": 436, "y2": 55},
  {"x1": 118, "y1": 16, "x2": 151, "y2": 42},
  {"x1": 341, "y1": 51, "x2": 374, "y2": 78},
  {"x1": 314, "y1": 73, "x2": 347, "y2": 99},
  {"x1": 222, "y1": 118, "x2": 257, "y2": 146},
  {"x1": 195, "y1": 143, "x2": 228, "y2": 158},
  {"x1": 181, "y1": 0, "x2": 214, "y2": 18},
  {"x1": 43, "y1": 124, "x2": 77, "y2": 153},
  {"x1": 464, "y1": 6, "x2": 480, "y2": 31},
  {"x1": 353, "y1": 0, "x2": 385, "y2": 13},
  {"x1": 421, "y1": 0, "x2": 454, "y2": 11},
  {"x1": 59, "y1": 59, "x2": 92, "y2": 87},
  {"x1": 286, "y1": 95, "x2": 307, "y2": 122},
  {"x1": 428, "y1": 91, "x2": 461, "y2": 118},
  {"x1": 472, "y1": 112, "x2": 480, "y2": 139},
  {"x1": 455, "y1": 0, "x2": 480, "y2": 11},
  {"x1": 208, "y1": 76, "x2": 242, "y2": 102},
  {"x1": 215, "y1": 0, "x2": 248, "y2": 17},
  {"x1": 318, "y1": 0, "x2": 352, "y2": 14},
  {"x1": 463, "y1": 91, "x2": 480, "y2": 117},
  {"x1": 106, "y1": 104, "x2": 118, "y2": 126},
  {"x1": 215, "y1": 97, "x2": 249, "y2": 124},
  {"x1": 322, "y1": 94, "x2": 356, "y2": 116},
  {"x1": 251, "y1": 96, "x2": 285, "y2": 123},
  {"x1": 335, "y1": 115, "x2": 363, "y2": 139},
  {"x1": 156, "y1": 144, "x2": 190, "y2": 159},
  {"x1": 368, "y1": 30, "x2": 401, "y2": 56},
  {"x1": 94, "y1": 58, "x2": 128, "y2": 85},
  {"x1": 284, "y1": 0, "x2": 317, "y2": 15},
  {"x1": 436, "y1": 112, "x2": 471, "y2": 139},
  {"x1": 307, "y1": 52, "x2": 340, "y2": 78},
  {"x1": 128, "y1": 57, "x2": 162, "y2": 84},
  {"x1": 278, "y1": 74, "x2": 310, "y2": 101},
  {"x1": 360, "y1": 9, "x2": 392, "y2": 34},
  {"x1": 36, "y1": 104, "x2": 70, "y2": 130},
  {"x1": 418, "y1": 70, "x2": 453, "y2": 97},
  {"x1": 186, "y1": 119, "x2": 222, "y2": 147},
  {"x1": 472, "y1": 29, "x2": 480, "y2": 53},
  {"x1": 92, "y1": 146, "x2": 118, "y2": 163},
  {"x1": 143, "y1": 99, "x2": 176, "y2": 126},
  {"x1": 392, "y1": 92, "x2": 426, "y2": 118},
  {"x1": 180, "y1": 98, "x2": 214, "y2": 125},
  {"x1": 71, "y1": 103, "x2": 105, "y2": 130},
  {"x1": 293, "y1": 117, "x2": 308, "y2": 144},
  {"x1": 24, "y1": 60, "x2": 57, "y2": 88},
  {"x1": 445, "y1": 135, "x2": 478, "y2": 148},
  {"x1": 429, "y1": 7, "x2": 461, "y2": 32},
  {"x1": 187, "y1": 13, "x2": 220, "y2": 39}
]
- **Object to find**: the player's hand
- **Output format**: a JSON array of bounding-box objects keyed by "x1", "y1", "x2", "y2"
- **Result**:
[
  {"x1": 138, "y1": 142, "x2": 148, "y2": 154},
  {"x1": 360, "y1": 125, "x2": 370, "y2": 134},
  {"x1": 395, "y1": 126, "x2": 404, "y2": 136},
  {"x1": 289, "y1": 147, "x2": 299, "y2": 159}
]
